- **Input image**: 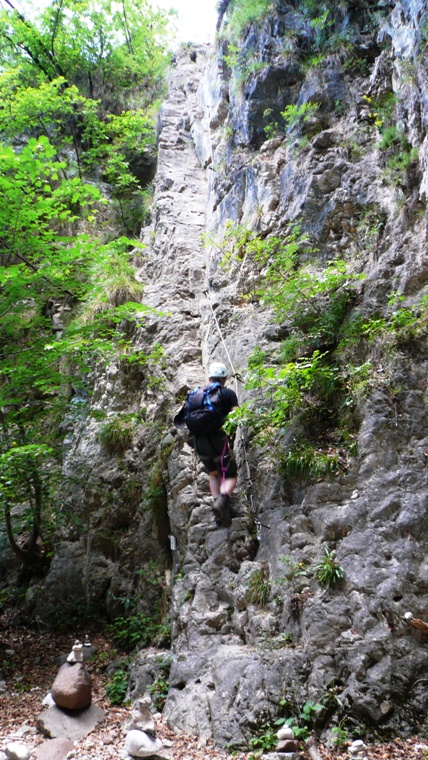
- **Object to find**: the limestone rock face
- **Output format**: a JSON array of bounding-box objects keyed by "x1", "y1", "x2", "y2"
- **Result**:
[
  {"x1": 51, "y1": 663, "x2": 91, "y2": 711},
  {"x1": 33, "y1": 0, "x2": 428, "y2": 749}
]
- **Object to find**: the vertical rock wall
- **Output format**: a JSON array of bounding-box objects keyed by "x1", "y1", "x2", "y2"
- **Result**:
[
  {"x1": 160, "y1": 2, "x2": 428, "y2": 746},
  {"x1": 38, "y1": 0, "x2": 428, "y2": 748}
]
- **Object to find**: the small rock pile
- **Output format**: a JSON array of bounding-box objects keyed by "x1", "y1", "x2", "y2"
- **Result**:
[
  {"x1": 276, "y1": 726, "x2": 299, "y2": 754},
  {"x1": 36, "y1": 638, "x2": 105, "y2": 747},
  {"x1": 262, "y1": 726, "x2": 301, "y2": 759},
  {"x1": 348, "y1": 739, "x2": 368, "y2": 760},
  {"x1": 120, "y1": 697, "x2": 169, "y2": 759},
  {"x1": 51, "y1": 645, "x2": 92, "y2": 712}
]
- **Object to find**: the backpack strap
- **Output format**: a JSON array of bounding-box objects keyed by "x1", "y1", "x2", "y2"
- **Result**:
[{"x1": 203, "y1": 382, "x2": 221, "y2": 413}]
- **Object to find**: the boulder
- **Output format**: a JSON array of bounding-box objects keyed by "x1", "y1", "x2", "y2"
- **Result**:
[
  {"x1": 4, "y1": 744, "x2": 31, "y2": 760},
  {"x1": 34, "y1": 738, "x2": 74, "y2": 760},
  {"x1": 51, "y1": 662, "x2": 91, "y2": 710},
  {"x1": 124, "y1": 729, "x2": 163, "y2": 757},
  {"x1": 37, "y1": 703, "x2": 105, "y2": 741}
]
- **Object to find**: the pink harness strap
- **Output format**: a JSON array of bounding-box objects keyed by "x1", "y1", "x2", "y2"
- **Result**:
[{"x1": 220, "y1": 436, "x2": 228, "y2": 489}]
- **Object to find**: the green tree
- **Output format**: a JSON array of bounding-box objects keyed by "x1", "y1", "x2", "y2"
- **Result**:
[
  {"x1": 0, "y1": 0, "x2": 169, "y2": 582},
  {"x1": 0, "y1": 0, "x2": 170, "y2": 231}
]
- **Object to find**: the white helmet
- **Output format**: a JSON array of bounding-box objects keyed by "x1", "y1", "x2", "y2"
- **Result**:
[{"x1": 209, "y1": 361, "x2": 228, "y2": 379}]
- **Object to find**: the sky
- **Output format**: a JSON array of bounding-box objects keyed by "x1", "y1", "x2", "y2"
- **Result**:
[
  {"x1": 153, "y1": 0, "x2": 218, "y2": 44},
  {"x1": 15, "y1": 0, "x2": 219, "y2": 45}
]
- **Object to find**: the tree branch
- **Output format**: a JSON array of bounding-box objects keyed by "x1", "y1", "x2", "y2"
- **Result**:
[{"x1": 2, "y1": 0, "x2": 67, "y2": 80}]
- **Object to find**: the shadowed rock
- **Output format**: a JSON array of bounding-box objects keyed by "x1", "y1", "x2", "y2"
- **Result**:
[{"x1": 37, "y1": 704, "x2": 105, "y2": 741}]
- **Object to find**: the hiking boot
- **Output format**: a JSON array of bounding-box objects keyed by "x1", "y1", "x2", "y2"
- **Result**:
[{"x1": 212, "y1": 494, "x2": 229, "y2": 527}]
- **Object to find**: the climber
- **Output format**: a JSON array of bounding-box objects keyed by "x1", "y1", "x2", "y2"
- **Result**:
[{"x1": 174, "y1": 361, "x2": 238, "y2": 527}]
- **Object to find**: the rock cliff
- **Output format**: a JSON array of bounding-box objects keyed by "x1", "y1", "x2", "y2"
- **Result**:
[{"x1": 34, "y1": 0, "x2": 428, "y2": 748}]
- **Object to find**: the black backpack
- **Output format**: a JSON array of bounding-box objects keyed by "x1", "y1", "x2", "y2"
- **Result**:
[{"x1": 184, "y1": 383, "x2": 224, "y2": 434}]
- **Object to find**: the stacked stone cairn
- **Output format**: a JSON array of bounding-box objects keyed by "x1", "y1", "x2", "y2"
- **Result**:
[
  {"x1": 36, "y1": 637, "x2": 105, "y2": 750},
  {"x1": 51, "y1": 640, "x2": 92, "y2": 711},
  {"x1": 348, "y1": 739, "x2": 368, "y2": 760},
  {"x1": 276, "y1": 726, "x2": 299, "y2": 755},
  {"x1": 262, "y1": 726, "x2": 301, "y2": 759},
  {"x1": 121, "y1": 697, "x2": 165, "y2": 759}
]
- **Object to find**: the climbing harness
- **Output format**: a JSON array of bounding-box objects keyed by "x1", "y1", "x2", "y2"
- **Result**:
[
  {"x1": 219, "y1": 434, "x2": 235, "y2": 491},
  {"x1": 220, "y1": 436, "x2": 228, "y2": 488}
]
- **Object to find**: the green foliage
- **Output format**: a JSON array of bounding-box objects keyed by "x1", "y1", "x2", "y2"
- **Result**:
[
  {"x1": 260, "y1": 631, "x2": 294, "y2": 651},
  {"x1": 281, "y1": 101, "x2": 319, "y2": 131},
  {"x1": 262, "y1": 108, "x2": 280, "y2": 139},
  {"x1": 314, "y1": 544, "x2": 345, "y2": 587},
  {"x1": 247, "y1": 566, "x2": 270, "y2": 606},
  {"x1": 249, "y1": 722, "x2": 278, "y2": 752},
  {"x1": 215, "y1": 223, "x2": 366, "y2": 485},
  {"x1": 339, "y1": 293, "x2": 428, "y2": 356},
  {"x1": 106, "y1": 665, "x2": 130, "y2": 705},
  {"x1": 280, "y1": 554, "x2": 309, "y2": 582},
  {"x1": 331, "y1": 725, "x2": 349, "y2": 748},
  {"x1": 378, "y1": 123, "x2": 418, "y2": 178},
  {"x1": 0, "y1": 0, "x2": 170, "y2": 579},
  {"x1": 379, "y1": 124, "x2": 405, "y2": 151},
  {"x1": 109, "y1": 562, "x2": 171, "y2": 652},
  {"x1": 261, "y1": 103, "x2": 319, "y2": 141},
  {"x1": 355, "y1": 204, "x2": 387, "y2": 250},
  {"x1": 280, "y1": 442, "x2": 339, "y2": 482},
  {"x1": 0, "y1": 0, "x2": 169, "y2": 234},
  {"x1": 139, "y1": 439, "x2": 173, "y2": 547},
  {"x1": 45, "y1": 595, "x2": 103, "y2": 630},
  {"x1": 359, "y1": 92, "x2": 418, "y2": 181},
  {"x1": 149, "y1": 673, "x2": 170, "y2": 711},
  {"x1": 99, "y1": 417, "x2": 135, "y2": 455},
  {"x1": 148, "y1": 656, "x2": 172, "y2": 711},
  {"x1": 225, "y1": 0, "x2": 274, "y2": 41},
  {"x1": 310, "y1": 10, "x2": 331, "y2": 32},
  {"x1": 362, "y1": 91, "x2": 397, "y2": 129},
  {"x1": 216, "y1": 222, "x2": 361, "y2": 340},
  {"x1": 221, "y1": 41, "x2": 268, "y2": 89},
  {"x1": 300, "y1": 0, "x2": 322, "y2": 17},
  {"x1": 297, "y1": 2, "x2": 385, "y2": 74},
  {"x1": 250, "y1": 698, "x2": 323, "y2": 752},
  {"x1": 228, "y1": 347, "x2": 342, "y2": 449},
  {"x1": 109, "y1": 612, "x2": 170, "y2": 652},
  {"x1": 0, "y1": 0, "x2": 169, "y2": 100},
  {"x1": 303, "y1": 53, "x2": 326, "y2": 71},
  {"x1": 276, "y1": 699, "x2": 323, "y2": 740}
]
